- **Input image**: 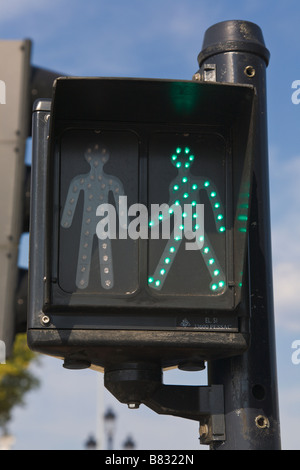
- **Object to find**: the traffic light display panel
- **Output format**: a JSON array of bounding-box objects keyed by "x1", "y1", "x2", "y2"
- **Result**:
[{"x1": 54, "y1": 127, "x2": 232, "y2": 310}]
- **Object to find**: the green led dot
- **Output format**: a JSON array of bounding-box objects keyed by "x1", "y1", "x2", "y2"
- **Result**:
[
  {"x1": 204, "y1": 181, "x2": 210, "y2": 187},
  {"x1": 210, "y1": 191, "x2": 217, "y2": 198},
  {"x1": 179, "y1": 224, "x2": 184, "y2": 230},
  {"x1": 158, "y1": 214, "x2": 163, "y2": 220},
  {"x1": 199, "y1": 235, "x2": 204, "y2": 242},
  {"x1": 155, "y1": 280, "x2": 161, "y2": 287},
  {"x1": 193, "y1": 213, "x2": 197, "y2": 218},
  {"x1": 148, "y1": 277, "x2": 154, "y2": 284},
  {"x1": 219, "y1": 281, "x2": 225, "y2": 288},
  {"x1": 169, "y1": 246, "x2": 175, "y2": 253},
  {"x1": 174, "y1": 235, "x2": 181, "y2": 241},
  {"x1": 194, "y1": 224, "x2": 200, "y2": 230},
  {"x1": 189, "y1": 155, "x2": 194, "y2": 161},
  {"x1": 175, "y1": 200, "x2": 180, "y2": 206},
  {"x1": 164, "y1": 257, "x2": 171, "y2": 264},
  {"x1": 182, "y1": 177, "x2": 188, "y2": 183},
  {"x1": 176, "y1": 162, "x2": 181, "y2": 168},
  {"x1": 214, "y1": 269, "x2": 220, "y2": 276},
  {"x1": 238, "y1": 215, "x2": 248, "y2": 221},
  {"x1": 176, "y1": 147, "x2": 181, "y2": 154},
  {"x1": 214, "y1": 202, "x2": 220, "y2": 209},
  {"x1": 217, "y1": 214, "x2": 224, "y2": 220},
  {"x1": 219, "y1": 226, "x2": 226, "y2": 232},
  {"x1": 182, "y1": 212, "x2": 187, "y2": 218},
  {"x1": 169, "y1": 208, "x2": 174, "y2": 214},
  {"x1": 211, "y1": 284, "x2": 218, "y2": 291},
  {"x1": 185, "y1": 147, "x2": 190, "y2": 154},
  {"x1": 209, "y1": 258, "x2": 215, "y2": 265},
  {"x1": 173, "y1": 184, "x2": 179, "y2": 191},
  {"x1": 191, "y1": 200, "x2": 197, "y2": 206},
  {"x1": 192, "y1": 184, "x2": 198, "y2": 190},
  {"x1": 149, "y1": 220, "x2": 154, "y2": 227},
  {"x1": 172, "y1": 155, "x2": 177, "y2": 161},
  {"x1": 185, "y1": 162, "x2": 190, "y2": 168},
  {"x1": 203, "y1": 247, "x2": 209, "y2": 254},
  {"x1": 239, "y1": 227, "x2": 247, "y2": 233},
  {"x1": 183, "y1": 192, "x2": 189, "y2": 198},
  {"x1": 160, "y1": 269, "x2": 166, "y2": 275}
]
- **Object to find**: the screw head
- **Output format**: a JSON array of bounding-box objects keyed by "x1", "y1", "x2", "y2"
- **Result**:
[
  {"x1": 199, "y1": 423, "x2": 209, "y2": 438},
  {"x1": 255, "y1": 415, "x2": 270, "y2": 429},
  {"x1": 41, "y1": 315, "x2": 50, "y2": 326},
  {"x1": 128, "y1": 403, "x2": 140, "y2": 409}
]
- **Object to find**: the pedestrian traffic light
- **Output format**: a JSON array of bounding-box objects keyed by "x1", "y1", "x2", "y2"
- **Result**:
[{"x1": 28, "y1": 77, "x2": 255, "y2": 370}]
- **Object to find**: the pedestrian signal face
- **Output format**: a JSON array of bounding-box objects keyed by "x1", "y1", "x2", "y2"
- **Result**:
[
  {"x1": 58, "y1": 129, "x2": 228, "y2": 300},
  {"x1": 28, "y1": 78, "x2": 255, "y2": 368}
]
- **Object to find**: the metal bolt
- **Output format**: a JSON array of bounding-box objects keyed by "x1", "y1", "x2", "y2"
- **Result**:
[
  {"x1": 41, "y1": 315, "x2": 50, "y2": 326},
  {"x1": 199, "y1": 423, "x2": 209, "y2": 438},
  {"x1": 255, "y1": 415, "x2": 270, "y2": 429},
  {"x1": 244, "y1": 65, "x2": 256, "y2": 78},
  {"x1": 128, "y1": 403, "x2": 140, "y2": 409},
  {"x1": 192, "y1": 72, "x2": 201, "y2": 81}
]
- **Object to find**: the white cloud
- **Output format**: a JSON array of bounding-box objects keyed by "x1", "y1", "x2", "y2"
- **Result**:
[
  {"x1": 277, "y1": 385, "x2": 300, "y2": 450},
  {"x1": 269, "y1": 147, "x2": 300, "y2": 331},
  {"x1": 273, "y1": 262, "x2": 300, "y2": 331},
  {"x1": 270, "y1": 150, "x2": 300, "y2": 218},
  {"x1": 0, "y1": 0, "x2": 58, "y2": 22}
]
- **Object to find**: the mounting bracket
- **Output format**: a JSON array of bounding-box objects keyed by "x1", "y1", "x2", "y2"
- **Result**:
[{"x1": 104, "y1": 362, "x2": 225, "y2": 445}]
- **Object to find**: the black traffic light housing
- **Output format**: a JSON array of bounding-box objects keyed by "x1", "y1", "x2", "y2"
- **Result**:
[
  {"x1": 28, "y1": 77, "x2": 255, "y2": 371},
  {"x1": 25, "y1": 20, "x2": 281, "y2": 450}
]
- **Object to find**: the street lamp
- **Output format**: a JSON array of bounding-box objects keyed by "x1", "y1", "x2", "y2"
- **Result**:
[
  {"x1": 123, "y1": 435, "x2": 135, "y2": 450},
  {"x1": 104, "y1": 408, "x2": 116, "y2": 450},
  {"x1": 84, "y1": 434, "x2": 97, "y2": 450}
]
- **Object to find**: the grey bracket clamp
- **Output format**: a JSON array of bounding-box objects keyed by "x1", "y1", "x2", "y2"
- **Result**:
[
  {"x1": 146, "y1": 383, "x2": 226, "y2": 445},
  {"x1": 104, "y1": 364, "x2": 225, "y2": 446}
]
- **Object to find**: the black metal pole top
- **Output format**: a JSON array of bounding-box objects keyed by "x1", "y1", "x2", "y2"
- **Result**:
[{"x1": 198, "y1": 20, "x2": 270, "y2": 67}]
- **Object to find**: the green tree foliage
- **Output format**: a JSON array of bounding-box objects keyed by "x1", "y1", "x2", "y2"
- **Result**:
[{"x1": 0, "y1": 334, "x2": 40, "y2": 430}]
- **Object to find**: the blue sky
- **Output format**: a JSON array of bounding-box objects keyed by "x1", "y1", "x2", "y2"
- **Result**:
[{"x1": 1, "y1": 0, "x2": 300, "y2": 450}]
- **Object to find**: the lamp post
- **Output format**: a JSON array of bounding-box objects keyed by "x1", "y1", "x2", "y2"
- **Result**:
[
  {"x1": 104, "y1": 408, "x2": 117, "y2": 450},
  {"x1": 123, "y1": 435, "x2": 135, "y2": 450},
  {"x1": 84, "y1": 434, "x2": 97, "y2": 450}
]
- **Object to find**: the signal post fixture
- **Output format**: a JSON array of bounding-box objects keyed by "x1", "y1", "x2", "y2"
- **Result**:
[
  {"x1": 196, "y1": 20, "x2": 281, "y2": 450},
  {"x1": 0, "y1": 39, "x2": 64, "y2": 358},
  {"x1": 27, "y1": 21, "x2": 280, "y2": 449},
  {"x1": 0, "y1": 40, "x2": 31, "y2": 357}
]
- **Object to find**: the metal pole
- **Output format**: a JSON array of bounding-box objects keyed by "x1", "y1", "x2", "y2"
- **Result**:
[{"x1": 197, "y1": 20, "x2": 281, "y2": 450}]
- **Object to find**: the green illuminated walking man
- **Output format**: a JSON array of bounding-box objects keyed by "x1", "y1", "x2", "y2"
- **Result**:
[{"x1": 148, "y1": 146, "x2": 226, "y2": 292}]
